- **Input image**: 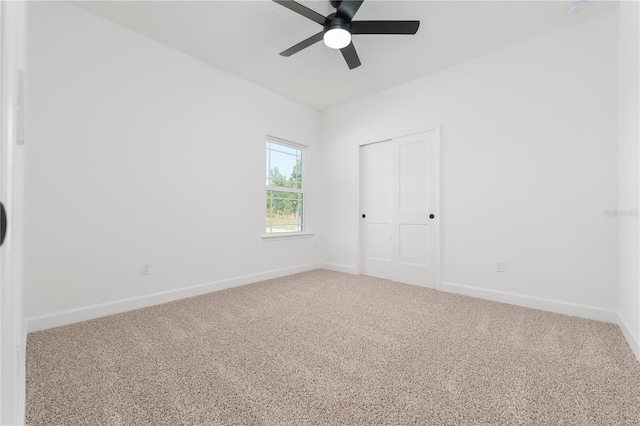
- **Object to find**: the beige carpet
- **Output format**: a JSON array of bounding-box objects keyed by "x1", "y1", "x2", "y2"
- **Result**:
[{"x1": 27, "y1": 270, "x2": 640, "y2": 425}]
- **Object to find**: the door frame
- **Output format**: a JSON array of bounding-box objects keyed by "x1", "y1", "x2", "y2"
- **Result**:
[
  {"x1": 358, "y1": 124, "x2": 442, "y2": 290},
  {"x1": 0, "y1": 1, "x2": 26, "y2": 424}
]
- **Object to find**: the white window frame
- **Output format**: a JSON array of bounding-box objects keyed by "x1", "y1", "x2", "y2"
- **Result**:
[{"x1": 263, "y1": 136, "x2": 313, "y2": 240}]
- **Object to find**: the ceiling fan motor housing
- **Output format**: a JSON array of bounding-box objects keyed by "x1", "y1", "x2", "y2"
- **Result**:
[{"x1": 324, "y1": 15, "x2": 351, "y2": 33}]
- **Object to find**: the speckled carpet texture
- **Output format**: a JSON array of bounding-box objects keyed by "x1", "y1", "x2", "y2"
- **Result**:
[{"x1": 27, "y1": 270, "x2": 640, "y2": 425}]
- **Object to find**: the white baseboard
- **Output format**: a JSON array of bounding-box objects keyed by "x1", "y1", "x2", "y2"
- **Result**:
[
  {"x1": 26, "y1": 263, "x2": 323, "y2": 333},
  {"x1": 27, "y1": 267, "x2": 634, "y2": 361},
  {"x1": 618, "y1": 314, "x2": 640, "y2": 361},
  {"x1": 440, "y1": 281, "x2": 618, "y2": 323},
  {"x1": 19, "y1": 320, "x2": 27, "y2": 425},
  {"x1": 318, "y1": 262, "x2": 359, "y2": 275}
]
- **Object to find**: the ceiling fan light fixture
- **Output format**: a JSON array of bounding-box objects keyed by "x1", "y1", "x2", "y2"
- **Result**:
[
  {"x1": 274, "y1": 0, "x2": 420, "y2": 69},
  {"x1": 323, "y1": 27, "x2": 351, "y2": 49}
]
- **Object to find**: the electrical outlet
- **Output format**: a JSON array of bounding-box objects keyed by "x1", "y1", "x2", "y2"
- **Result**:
[
  {"x1": 496, "y1": 260, "x2": 505, "y2": 272},
  {"x1": 141, "y1": 262, "x2": 151, "y2": 275}
]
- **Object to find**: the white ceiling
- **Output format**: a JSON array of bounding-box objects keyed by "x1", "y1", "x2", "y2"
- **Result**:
[{"x1": 71, "y1": 1, "x2": 618, "y2": 111}]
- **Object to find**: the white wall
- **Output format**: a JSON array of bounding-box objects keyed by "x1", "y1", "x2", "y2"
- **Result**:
[
  {"x1": 24, "y1": 1, "x2": 632, "y2": 347},
  {"x1": 618, "y1": 0, "x2": 640, "y2": 359},
  {"x1": 24, "y1": 2, "x2": 321, "y2": 329},
  {"x1": 321, "y1": 11, "x2": 619, "y2": 321}
]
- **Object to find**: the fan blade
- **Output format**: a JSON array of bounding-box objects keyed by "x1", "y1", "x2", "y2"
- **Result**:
[
  {"x1": 340, "y1": 42, "x2": 361, "y2": 69},
  {"x1": 335, "y1": 0, "x2": 364, "y2": 22},
  {"x1": 280, "y1": 31, "x2": 324, "y2": 57},
  {"x1": 351, "y1": 20, "x2": 420, "y2": 35},
  {"x1": 272, "y1": 0, "x2": 326, "y2": 25}
]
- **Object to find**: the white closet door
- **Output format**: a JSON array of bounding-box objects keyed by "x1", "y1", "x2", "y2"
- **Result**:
[
  {"x1": 360, "y1": 141, "x2": 392, "y2": 280},
  {"x1": 360, "y1": 130, "x2": 439, "y2": 288}
]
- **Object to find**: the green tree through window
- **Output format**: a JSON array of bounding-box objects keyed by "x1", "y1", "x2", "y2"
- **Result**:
[{"x1": 266, "y1": 140, "x2": 304, "y2": 233}]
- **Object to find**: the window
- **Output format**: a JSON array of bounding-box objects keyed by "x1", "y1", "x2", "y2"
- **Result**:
[{"x1": 266, "y1": 138, "x2": 305, "y2": 234}]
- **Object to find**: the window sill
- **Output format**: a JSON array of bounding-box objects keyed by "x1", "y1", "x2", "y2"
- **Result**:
[{"x1": 262, "y1": 232, "x2": 314, "y2": 241}]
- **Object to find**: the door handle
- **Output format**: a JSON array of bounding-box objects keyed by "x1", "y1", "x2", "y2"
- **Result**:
[
  {"x1": 429, "y1": 214, "x2": 435, "y2": 219},
  {"x1": 1, "y1": 202, "x2": 6, "y2": 246},
  {"x1": 362, "y1": 214, "x2": 366, "y2": 218}
]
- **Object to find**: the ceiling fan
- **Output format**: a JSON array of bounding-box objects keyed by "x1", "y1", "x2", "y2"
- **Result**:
[{"x1": 273, "y1": 0, "x2": 420, "y2": 70}]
